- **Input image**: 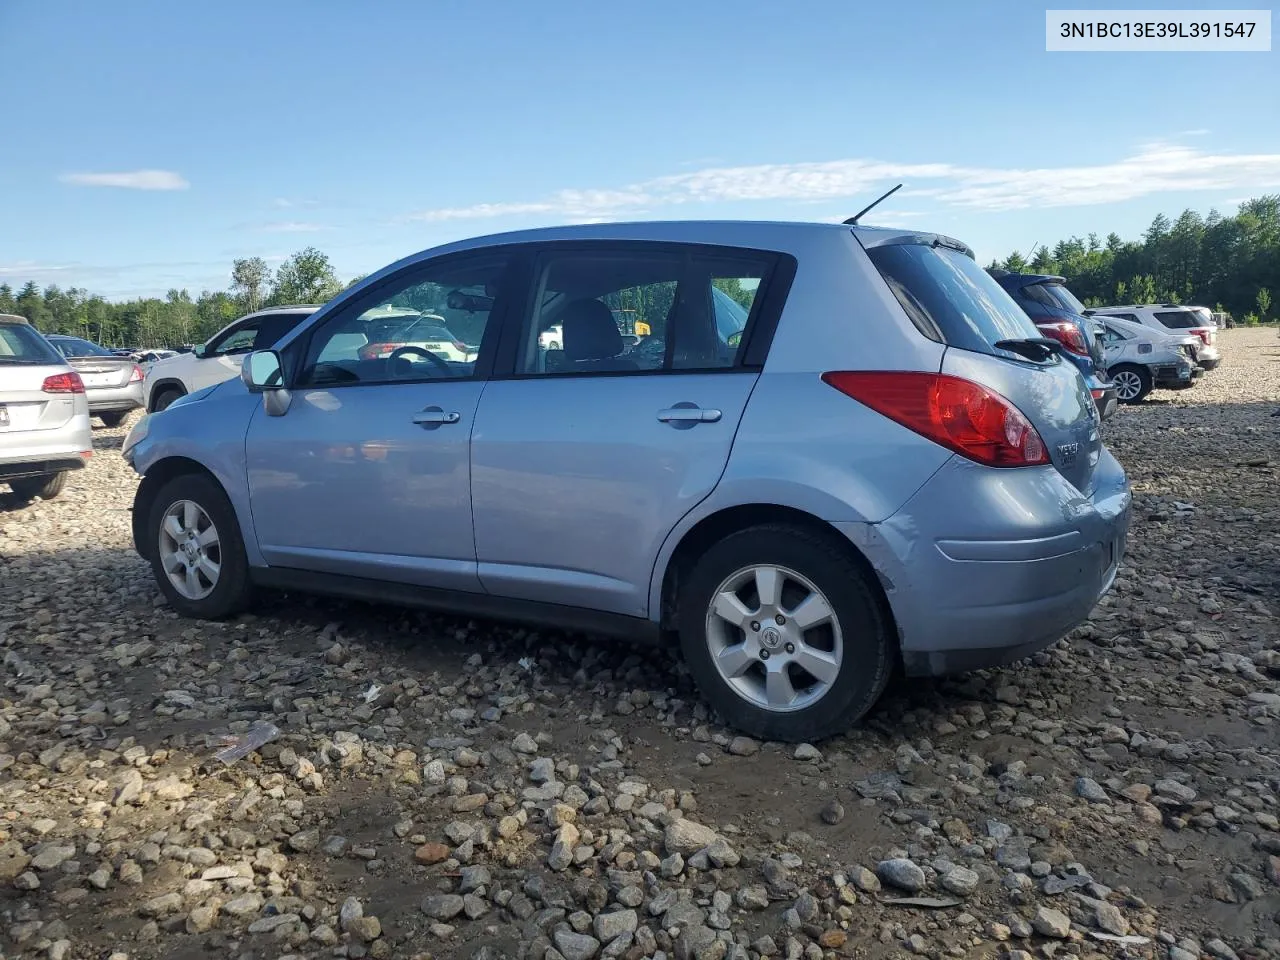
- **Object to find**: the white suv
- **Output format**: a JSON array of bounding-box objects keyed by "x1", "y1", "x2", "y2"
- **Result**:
[
  {"x1": 1086, "y1": 304, "x2": 1221, "y2": 371},
  {"x1": 144, "y1": 306, "x2": 319, "y2": 411}
]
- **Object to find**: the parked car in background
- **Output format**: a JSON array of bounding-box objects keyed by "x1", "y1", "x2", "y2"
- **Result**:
[
  {"x1": 538, "y1": 323, "x2": 563, "y2": 350},
  {"x1": 133, "y1": 349, "x2": 178, "y2": 365},
  {"x1": 1095, "y1": 315, "x2": 1201, "y2": 403},
  {"x1": 353, "y1": 308, "x2": 478, "y2": 362},
  {"x1": 45, "y1": 334, "x2": 144, "y2": 427},
  {"x1": 0, "y1": 315, "x2": 93, "y2": 501},
  {"x1": 1086, "y1": 304, "x2": 1221, "y2": 370},
  {"x1": 143, "y1": 306, "x2": 320, "y2": 411},
  {"x1": 124, "y1": 220, "x2": 1130, "y2": 741},
  {"x1": 988, "y1": 271, "x2": 1117, "y2": 421}
]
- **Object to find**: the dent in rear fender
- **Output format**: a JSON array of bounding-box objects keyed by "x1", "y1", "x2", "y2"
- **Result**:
[{"x1": 131, "y1": 391, "x2": 265, "y2": 567}]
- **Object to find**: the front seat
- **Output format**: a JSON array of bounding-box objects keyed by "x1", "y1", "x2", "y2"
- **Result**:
[{"x1": 561, "y1": 299, "x2": 637, "y2": 372}]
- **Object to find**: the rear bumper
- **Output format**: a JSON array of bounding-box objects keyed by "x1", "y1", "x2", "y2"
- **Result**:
[
  {"x1": 1, "y1": 455, "x2": 88, "y2": 481},
  {"x1": 839, "y1": 451, "x2": 1130, "y2": 676},
  {"x1": 86, "y1": 382, "x2": 144, "y2": 412}
]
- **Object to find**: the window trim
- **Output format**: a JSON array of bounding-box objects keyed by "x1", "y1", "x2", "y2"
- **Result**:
[
  {"x1": 488, "y1": 239, "x2": 796, "y2": 381},
  {"x1": 283, "y1": 248, "x2": 530, "y2": 390}
]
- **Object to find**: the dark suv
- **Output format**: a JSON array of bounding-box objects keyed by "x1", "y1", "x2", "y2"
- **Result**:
[{"x1": 988, "y1": 271, "x2": 1117, "y2": 421}]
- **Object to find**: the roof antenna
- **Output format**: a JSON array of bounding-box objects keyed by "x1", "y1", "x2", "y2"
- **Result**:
[{"x1": 844, "y1": 183, "x2": 903, "y2": 225}]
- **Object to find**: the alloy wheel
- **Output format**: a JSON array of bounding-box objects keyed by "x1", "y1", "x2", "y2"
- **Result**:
[
  {"x1": 1113, "y1": 369, "x2": 1143, "y2": 401},
  {"x1": 158, "y1": 499, "x2": 222, "y2": 600},
  {"x1": 704, "y1": 564, "x2": 843, "y2": 713}
]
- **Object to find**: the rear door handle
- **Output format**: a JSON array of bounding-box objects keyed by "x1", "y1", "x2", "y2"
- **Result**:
[
  {"x1": 657, "y1": 406, "x2": 722, "y2": 424},
  {"x1": 412, "y1": 408, "x2": 461, "y2": 426}
]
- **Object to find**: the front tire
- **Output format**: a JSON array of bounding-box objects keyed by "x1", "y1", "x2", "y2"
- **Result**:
[
  {"x1": 8, "y1": 472, "x2": 67, "y2": 502},
  {"x1": 146, "y1": 473, "x2": 252, "y2": 619},
  {"x1": 99, "y1": 411, "x2": 129, "y2": 428},
  {"x1": 153, "y1": 388, "x2": 184, "y2": 412},
  {"x1": 1111, "y1": 364, "x2": 1152, "y2": 404},
  {"x1": 677, "y1": 524, "x2": 893, "y2": 742}
]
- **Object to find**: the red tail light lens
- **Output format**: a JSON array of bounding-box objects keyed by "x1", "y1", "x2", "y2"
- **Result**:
[
  {"x1": 128, "y1": 364, "x2": 144, "y2": 382},
  {"x1": 42, "y1": 372, "x2": 86, "y2": 394},
  {"x1": 1035, "y1": 321, "x2": 1089, "y2": 356},
  {"x1": 453, "y1": 340, "x2": 467, "y2": 352},
  {"x1": 358, "y1": 342, "x2": 405, "y2": 360},
  {"x1": 1194, "y1": 329, "x2": 1212, "y2": 346},
  {"x1": 821, "y1": 371, "x2": 1050, "y2": 468}
]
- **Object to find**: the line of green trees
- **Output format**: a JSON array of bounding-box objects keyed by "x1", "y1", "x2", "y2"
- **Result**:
[
  {"x1": 3, "y1": 195, "x2": 1277, "y2": 348},
  {"x1": 0, "y1": 248, "x2": 359, "y2": 349},
  {"x1": 990, "y1": 195, "x2": 1279, "y2": 324}
]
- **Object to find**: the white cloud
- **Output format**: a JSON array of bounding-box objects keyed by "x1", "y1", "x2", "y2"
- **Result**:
[
  {"x1": 403, "y1": 144, "x2": 1280, "y2": 223},
  {"x1": 0, "y1": 261, "x2": 73, "y2": 278},
  {"x1": 59, "y1": 169, "x2": 190, "y2": 190},
  {"x1": 259, "y1": 221, "x2": 330, "y2": 233},
  {"x1": 273, "y1": 197, "x2": 319, "y2": 208}
]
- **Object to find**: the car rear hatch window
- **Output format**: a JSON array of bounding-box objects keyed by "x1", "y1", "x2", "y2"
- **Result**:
[
  {"x1": 0, "y1": 324, "x2": 65, "y2": 365},
  {"x1": 863, "y1": 239, "x2": 1101, "y2": 493}
]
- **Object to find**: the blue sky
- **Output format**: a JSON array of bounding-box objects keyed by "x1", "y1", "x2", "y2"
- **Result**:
[{"x1": 1, "y1": 0, "x2": 1277, "y2": 299}]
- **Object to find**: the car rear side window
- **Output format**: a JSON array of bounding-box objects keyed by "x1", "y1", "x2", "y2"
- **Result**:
[
  {"x1": 1154, "y1": 310, "x2": 1200, "y2": 329},
  {"x1": 0, "y1": 324, "x2": 63, "y2": 364},
  {"x1": 865, "y1": 243, "x2": 1042, "y2": 357}
]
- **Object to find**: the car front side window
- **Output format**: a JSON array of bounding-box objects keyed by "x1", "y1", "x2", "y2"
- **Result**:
[
  {"x1": 297, "y1": 253, "x2": 512, "y2": 387},
  {"x1": 207, "y1": 322, "x2": 261, "y2": 356}
]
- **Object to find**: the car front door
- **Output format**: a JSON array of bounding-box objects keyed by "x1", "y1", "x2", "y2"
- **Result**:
[
  {"x1": 244, "y1": 252, "x2": 516, "y2": 591},
  {"x1": 470, "y1": 242, "x2": 792, "y2": 618}
]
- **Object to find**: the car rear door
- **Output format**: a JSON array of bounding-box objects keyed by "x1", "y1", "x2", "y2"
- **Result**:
[
  {"x1": 865, "y1": 239, "x2": 1102, "y2": 495},
  {"x1": 469, "y1": 241, "x2": 792, "y2": 618}
]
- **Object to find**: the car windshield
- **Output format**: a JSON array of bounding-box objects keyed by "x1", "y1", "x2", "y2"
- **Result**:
[
  {"x1": 53, "y1": 336, "x2": 115, "y2": 358},
  {"x1": 866, "y1": 242, "x2": 1043, "y2": 358},
  {"x1": 0, "y1": 323, "x2": 65, "y2": 364}
]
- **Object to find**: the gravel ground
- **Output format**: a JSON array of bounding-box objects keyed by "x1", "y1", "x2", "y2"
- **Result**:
[{"x1": 2, "y1": 327, "x2": 1278, "y2": 960}]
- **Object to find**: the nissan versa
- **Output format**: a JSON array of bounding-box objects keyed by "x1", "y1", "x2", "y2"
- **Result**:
[{"x1": 123, "y1": 221, "x2": 1131, "y2": 741}]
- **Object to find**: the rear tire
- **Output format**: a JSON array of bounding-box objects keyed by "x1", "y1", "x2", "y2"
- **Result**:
[
  {"x1": 153, "y1": 388, "x2": 184, "y2": 412},
  {"x1": 1112, "y1": 364, "x2": 1152, "y2": 404},
  {"x1": 8, "y1": 472, "x2": 67, "y2": 502},
  {"x1": 146, "y1": 473, "x2": 253, "y2": 619},
  {"x1": 677, "y1": 523, "x2": 893, "y2": 742},
  {"x1": 99, "y1": 411, "x2": 128, "y2": 428}
]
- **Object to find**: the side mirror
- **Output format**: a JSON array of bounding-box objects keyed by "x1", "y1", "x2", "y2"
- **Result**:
[
  {"x1": 241, "y1": 350, "x2": 284, "y2": 392},
  {"x1": 192, "y1": 343, "x2": 207, "y2": 358}
]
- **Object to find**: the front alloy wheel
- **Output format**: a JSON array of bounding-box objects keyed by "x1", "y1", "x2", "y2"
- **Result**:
[
  {"x1": 158, "y1": 499, "x2": 222, "y2": 600},
  {"x1": 146, "y1": 473, "x2": 252, "y2": 619}
]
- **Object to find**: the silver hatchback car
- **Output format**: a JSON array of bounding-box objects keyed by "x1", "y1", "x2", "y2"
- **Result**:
[{"x1": 124, "y1": 221, "x2": 1130, "y2": 741}]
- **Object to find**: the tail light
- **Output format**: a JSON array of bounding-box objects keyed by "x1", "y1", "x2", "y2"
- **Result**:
[
  {"x1": 42, "y1": 372, "x2": 86, "y2": 394},
  {"x1": 1193, "y1": 329, "x2": 1213, "y2": 346},
  {"x1": 128, "y1": 364, "x2": 144, "y2": 382},
  {"x1": 1090, "y1": 388, "x2": 1106, "y2": 400},
  {"x1": 821, "y1": 371, "x2": 1049, "y2": 468},
  {"x1": 358, "y1": 342, "x2": 405, "y2": 360},
  {"x1": 1035, "y1": 321, "x2": 1090, "y2": 356},
  {"x1": 452, "y1": 340, "x2": 467, "y2": 353}
]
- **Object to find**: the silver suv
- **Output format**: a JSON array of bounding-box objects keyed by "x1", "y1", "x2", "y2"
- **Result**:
[
  {"x1": 0, "y1": 315, "x2": 93, "y2": 501},
  {"x1": 124, "y1": 221, "x2": 1131, "y2": 741},
  {"x1": 1088, "y1": 304, "x2": 1221, "y2": 370}
]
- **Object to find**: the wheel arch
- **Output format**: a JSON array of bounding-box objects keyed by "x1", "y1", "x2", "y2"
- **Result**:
[
  {"x1": 131, "y1": 457, "x2": 224, "y2": 559},
  {"x1": 146, "y1": 378, "x2": 188, "y2": 412},
  {"x1": 655, "y1": 502, "x2": 899, "y2": 652}
]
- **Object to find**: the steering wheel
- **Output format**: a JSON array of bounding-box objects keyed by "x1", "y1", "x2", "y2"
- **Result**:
[{"x1": 388, "y1": 345, "x2": 455, "y2": 378}]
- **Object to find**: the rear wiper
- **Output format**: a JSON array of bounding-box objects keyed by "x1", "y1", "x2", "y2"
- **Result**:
[{"x1": 994, "y1": 337, "x2": 1060, "y2": 362}]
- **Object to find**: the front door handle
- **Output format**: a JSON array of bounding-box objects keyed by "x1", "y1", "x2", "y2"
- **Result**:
[
  {"x1": 412, "y1": 408, "x2": 461, "y2": 426},
  {"x1": 657, "y1": 406, "x2": 722, "y2": 424}
]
